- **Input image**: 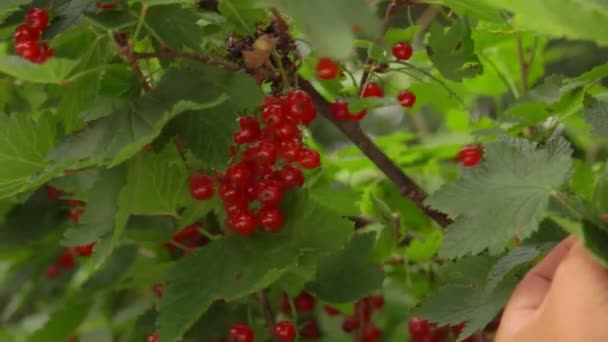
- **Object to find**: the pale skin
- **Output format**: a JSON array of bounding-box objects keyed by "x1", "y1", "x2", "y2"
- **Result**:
[{"x1": 496, "y1": 236, "x2": 608, "y2": 342}]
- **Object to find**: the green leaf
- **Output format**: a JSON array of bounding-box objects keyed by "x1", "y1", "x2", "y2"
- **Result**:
[
  {"x1": 415, "y1": 255, "x2": 516, "y2": 341},
  {"x1": 485, "y1": 244, "x2": 547, "y2": 292},
  {"x1": 84, "y1": 245, "x2": 138, "y2": 291},
  {"x1": 427, "y1": 137, "x2": 573, "y2": 258},
  {"x1": 0, "y1": 56, "x2": 78, "y2": 84},
  {"x1": 49, "y1": 68, "x2": 230, "y2": 168},
  {"x1": 63, "y1": 166, "x2": 127, "y2": 246},
  {"x1": 583, "y1": 94, "x2": 608, "y2": 137},
  {"x1": 126, "y1": 143, "x2": 190, "y2": 216},
  {"x1": 146, "y1": 5, "x2": 205, "y2": 51},
  {"x1": 307, "y1": 233, "x2": 384, "y2": 303},
  {"x1": 477, "y1": 0, "x2": 608, "y2": 45},
  {"x1": 218, "y1": 0, "x2": 268, "y2": 35},
  {"x1": 257, "y1": 0, "x2": 381, "y2": 59},
  {"x1": 0, "y1": 0, "x2": 31, "y2": 15},
  {"x1": 83, "y1": 11, "x2": 137, "y2": 31},
  {"x1": 159, "y1": 192, "x2": 351, "y2": 342},
  {"x1": 423, "y1": 0, "x2": 507, "y2": 23},
  {"x1": 29, "y1": 295, "x2": 93, "y2": 342},
  {"x1": 427, "y1": 18, "x2": 482, "y2": 82},
  {"x1": 581, "y1": 220, "x2": 608, "y2": 267}
]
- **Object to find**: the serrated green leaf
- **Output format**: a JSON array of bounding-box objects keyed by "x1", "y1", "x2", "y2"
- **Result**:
[
  {"x1": 84, "y1": 245, "x2": 138, "y2": 291},
  {"x1": 0, "y1": 56, "x2": 78, "y2": 84},
  {"x1": 0, "y1": 0, "x2": 31, "y2": 15},
  {"x1": 146, "y1": 5, "x2": 205, "y2": 51},
  {"x1": 29, "y1": 295, "x2": 93, "y2": 342},
  {"x1": 49, "y1": 68, "x2": 230, "y2": 167},
  {"x1": 307, "y1": 233, "x2": 384, "y2": 303},
  {"x1": 218, "y1": 0, "x2": 268, "y2": 35},
  {"x1": 257, "y1": 0, "x2": 380, "y2": 59},
  {"x1": 126, "y1": 143, "x2": 190, "y2": 216},
  {"x1": 159, "y1": 192, "x2": 351, "y2": 342},
  {"x1": 584, "y1": 94, "x2": 608, "y2": 137},
  {"x1": 63, "y1": 166, "x2": 127, "y2": 246},
  {"x1": 485, "y1": 245, "x2": 547, "y2": 293},
  {"x1": 428, "y1": 137, "x2": 573, "y2": 258},
  {"x1": 427, "y1": 18, "x2": 482, "y2": 82}
]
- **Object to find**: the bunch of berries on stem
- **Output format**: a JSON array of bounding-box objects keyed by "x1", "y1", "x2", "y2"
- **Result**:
[{"x1": 13, "y1": 8, "x2": 53, "y2": 63}]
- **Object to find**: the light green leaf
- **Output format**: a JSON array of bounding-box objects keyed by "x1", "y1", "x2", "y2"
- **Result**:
[
  {"x1": 29, "y1": 295, "x2": 93, "y2": 342},
  {"x1": 423, "y1": 0, "x2": 507, "y2": 23},
  {"x1": 158, "y1": 193, "x2": 352, "y2": 342},
  {"x1": 126, "y1": 143, "x2": 190, "y2": 216},
  {"x1": 307, "y1": 233, "x2": 384, "y2": 303},
  {"x1": 428, "y1": 137, "x2": 573, "y2": 258},
  {"x1": 257, "y1": 0, "x2": 381, "y2": 59},
  {"x1": 146, "y1": 5, "x2": 206, "y2": 51},
  {"x1": 0, "y1": 56, "x2": 78, "y2": 84},
  {"x1": 218, "y1": 0, "x2": 268, "y2": 35},
  {"x1": 427, "y1": 18, "x2": 482, "y2": 82},
  {"x1": 583, "y1": 94, "x2": 608, "y2": 137}
]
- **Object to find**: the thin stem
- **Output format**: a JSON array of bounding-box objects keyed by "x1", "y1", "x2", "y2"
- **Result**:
[
  {"x1": 550, "y1": 191, "x2": 583, "y2": 220},
  {"x1": 272, "y1": 51, "x2": 291, "y2": 90},
  {"x1": 259, "y1": 290, "x2": 280, "y2": 342},
  {"x1": 397, "y1": 61, "x2": 467, "y2": 109},
  {"x1": 479, "y1": 53, "x2": 519, "y2": 98},
  {"x1": 132, "y1": 4, "x2": 148, "y2": 42},
  {"x1": 114, "y1": 33, "x2": 151, "y2": 92},
  {"x1": 516, "y1": 35, "x2": 529, "y2": 96},
  {"x1": 134, "y1": 51, "x2": 240, "y2": 71},
  {"x1": 299, "y1": 78, "x2": 451, "y2": 228},
  {"x1": 196, "y1": 227, "x2": 219, "y2": 241}
]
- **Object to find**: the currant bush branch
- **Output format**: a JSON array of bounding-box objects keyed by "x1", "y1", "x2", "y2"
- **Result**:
[
  {"x1": 259, "y1": 290, "x2": 280, "y2": 342},
  {"x1": 133, "y1": 50, "x2": 241, "y2": 71},
  {"x1": 113, "y1": 33, "x2": 152, "y2": 92}
]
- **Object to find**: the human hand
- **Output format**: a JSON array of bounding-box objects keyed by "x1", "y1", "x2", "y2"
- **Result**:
[{"x1": 496, "y1": 236, "x2": 608, "y2": 341}]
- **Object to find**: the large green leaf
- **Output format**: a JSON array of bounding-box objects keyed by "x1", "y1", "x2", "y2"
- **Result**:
[
  {"x1": 257, "y1": 0, "x2": 381, "y2": 59},
  {"x1": 478, "y1": 0, "x2": 608, "y2": 45},
  {"x1": 307, "y1": 233, "x2": 384, "y2": 303},
  {"x1": 218, "y1": 0, "x2": 268, "y2": 35},
  {"x1": 423, "y1": 0, "x2": 507, "y2": 23},
  {"x1": 146, "y1": 5, "x2": 206, "y2": 51},
  {"x1": 125, "y1": 143, "x2": 190, "y2": 216},
  {"x1": 48, "y1": 67, "x2": 230, "y2": 168},
  {"x1": 583, "y1": 94, "x2": 608, "y2": 137},
  {"x1": 0, "y1": 56, "x2": 78, "y2": 84},
  {"x1": 427, "y1": 137, "x2": 573, "y2": 258},
  {"x1": 29, "y1": 295, "x2": 93, "y2": 342},
  {"x1": 158, "y1": 193, "x2": 352, "y2": 342},
  {"x1": 427, "y1": 18, "x2": 483, "y2": 82}
]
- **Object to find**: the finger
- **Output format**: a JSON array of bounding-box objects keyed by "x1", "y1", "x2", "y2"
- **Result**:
[{"x1": 497, "y1": 236, "x2": 577, "y2": 338}]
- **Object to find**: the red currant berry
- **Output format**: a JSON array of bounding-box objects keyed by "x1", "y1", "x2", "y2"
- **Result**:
[
  {"x1": 189, "y1": 173, "x2": 215, "y2": 200},
  {"x1": 275, "y1": 121, "x2": 299, "y2": 141},
  {"x1": 229, "y1": 210, "x2": 257, "y2": 236},
  {"x1": 408, "y1": 318, "x2": 430, "y2": 339},
  {"x1": 45, "y1": 265, "x2": 59, "y2": 279},
  {"x1": 253, "y1": 140, "x2": 278, "y2": 166},
  {"x1": 153, "y1": 283, "x2": 163, "y2": 298},
  {"x1": 229, "y1": 323, "x2": 254, "y2": 342},
  {"x1": 286, "y1": 90, "x2": 317, "y2": 125},
  {"x1": 96, "y1": 1, "x2": 118, "y2": 9},
  {"x1": 274, "y1": 321, "x2": 297, "y2": 342},
  {"x1": 457, "y1": 145, "x2": 483, "y2": 167},
  {"x1": 278, "y1": 165, "x2": 304, "y2": 189},
  {"x1": 300, "y1": 319, "x2": 320, "y2": 338},
  {"x1": 392, "y1": 41, "x2": 413, "y2": 61},
  {"x1": 323, "y1": 305, "x2": 341, "y2": 316},
  {"x1": 362, "y1": 82, "x2": 384, "y2": 98},
  {"x1": 294, "y1": 291, "x2": 316, "y2": 313},
  {"x1": 262, "y1": 104, "x2": 287, "y2": 128},
  {"x1": 74, "y1": 241, "x2": 96, "y2": 257},
  {"x1": 452, "y1": 322, "x2": 466, "y2": 335},
  {"x1": 219, "y1": 182, "x2": 244, "y2": 203},
  {"x1": 298, "y1": 148, "x2": 321, "y2": 170},
  {"x1": 46, "y1": 185, "x2": 62, "y2": 200},
  {"x1": 330, "y1": 100, "x2": 351, "y2": 121},
  {"x1": 362, "y1": 325, "x2": 383, "y2": 342},
  {"x1": 68, "y1": 207, "x2": 85, "y2": 224},
  {"x1": 397, "y1": 90, "x2": 416, "y2": 108},
  {"x1": 224, "y1": 200, "x2": 248, "y2": 216},
  {"x1": 15, "y1": 40, "x2": 41, "y2": 61},
  {"x1": 279, "y1": 293, "x2": 293, "y2": 315},
  {"x1": 351, "y1": 109, "x2": 368, "y2": 121},
  {"x1": 355, "y1": 299, "x2": 372, "y2": 322},
  {"x1": 226, "y1": 162, "x2": 253, "y2": 185},
  {"x1": 369, "y1": 295, "x2": 384, "y2": 310},
  {"x1": 316, "y1": 58, "x2": 340, "y2": 80},
  {"x1": 258, "y1": 206, "x2": 284, "y2": 232},
  {"x1": 428, "y1": 325, "x2": 447, "y2": 342},
  {"x1": 257, "y1": 180, "x2": 284, "y2": 207},
  {"x1": 32, "y1": 42, "x2": 52, "y2": 64},
  {"x1": 58, "y1": 249, "x2": 75, "y2": 269},
  {"x1": 13, "y1": 24, "x2": 40, "y2": 43},
  {"x1": 279, "y1": 139, "x2": 303, "y2": 163},
  {"x1": 68, "y1": 199, "x2": 86, "y2": 207},
  {"x1": 147, "y1": 335, "x2": 159, "y2": 342},
  {"x1": 342, "y1": 316, "x2": 360, "y2": 333},
  {"x1": 173, "y1": 223, "x2": 201, "y2": 243},
  {"x1": 25, "y1": 8, "x2": 50, "y2": 31},
  {"x1": 233, "y1": 117, "x2": 261, "y2": 144}
]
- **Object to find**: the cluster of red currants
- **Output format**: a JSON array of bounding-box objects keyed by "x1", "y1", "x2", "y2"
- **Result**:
[
  {"x1": 45, "y1": 241, "x2": 97, "y2": 280},
  {"x1": 324, "y1": 295, "x2": 384, "y2": 342},
  {"x1": 316, "y1": 41, "x2": 417, "y2": 123},
  {"x1": 457, "y1": 145, "x2": 483, "y2": 167},
  {"x1": 13, "y1": 8, "x2": 53, "y2": 64},
  {"x1": 408, "y1": 317, "x2": 490, "y2": 342},
  {"x1": 46, "y1": 185, "x2": 88, "y2": 224},
  {"x1": 188, "y1": 90, "x2": 320, "y2": 236},
  {"x1": 161, "y1": 222, "x2": 209, "y2": 252}
]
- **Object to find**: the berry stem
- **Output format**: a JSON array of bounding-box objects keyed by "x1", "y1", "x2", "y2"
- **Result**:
[
  {"x1": 196, "y1": 227, "x2": 220, "y2": 241},
  {"x1": 299, "y1": 78, "x2": 451, "y2": 228},
  {"x1": 132, "y1": 4, "x2": 149, "y2": 44},
  {"x1": 259, "y1": 290, "x2": 281, "y2": 342}
]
